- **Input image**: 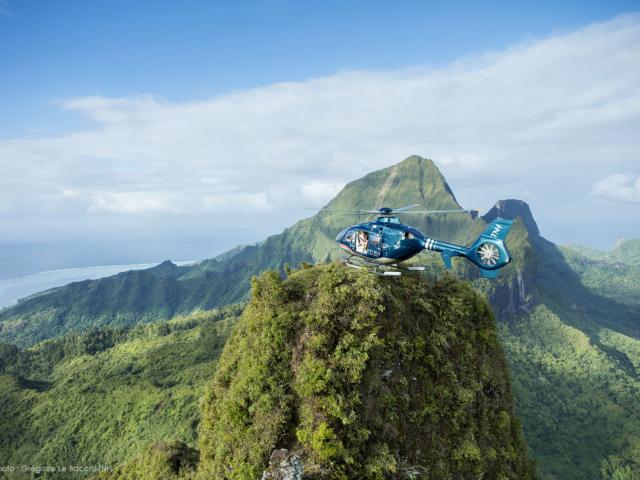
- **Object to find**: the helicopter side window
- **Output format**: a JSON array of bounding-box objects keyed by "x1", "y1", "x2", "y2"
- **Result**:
[
  {"x1": 343, "y1": 229, "x2": 355, "y2": 243},
  {"x1": 355, "y1": 230, "x2": 369, "y2": 253}
]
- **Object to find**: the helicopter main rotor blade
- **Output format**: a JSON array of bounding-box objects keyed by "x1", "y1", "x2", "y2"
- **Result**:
[
  {"x1": 398, "y1": 209, "x2": 478, "y2": 214},
  {"x1": 305, "y1": 207, "x2": 480, "y2": 215},
  {"x1": 387, "y1": 203, "x2": 421, "y2": 213},
  {"x1": 311, "y1": 204, "x2": 424, "y2": 214},
  {"x1": 307, "y1": 208, "x2": 381, "y2": 214}
]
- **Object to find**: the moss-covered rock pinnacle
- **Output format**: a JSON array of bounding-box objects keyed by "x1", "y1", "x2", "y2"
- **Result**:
[{"x1": 197, "y1": 263, "x2": 535, "y2": 479}]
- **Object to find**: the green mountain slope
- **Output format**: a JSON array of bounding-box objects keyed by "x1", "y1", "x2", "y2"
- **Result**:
[
  {"x1": 566, "y1": 239, "x2": 640, "y2": 266},
  {"x1": 0, "y1": 156, "x2": 483, "y2": 348},
  {"x1": 2, "y1": 154, "x2": 640, "y2": 479},
  {"x1": 560, "y1": 240, "x2": 640, "y2": 308},
  {"x1": 481, "y1": 202, "x2": 640, "y2": 479},
  {"x1": 502, "y1": 305, "x2": 640, "y2": 480},
  {"x1": 0, "y1": 305, "x2": 240, "y2": 479},
  {"x1": 102, "y1": 264, "x2": 534, "y2": 480}
]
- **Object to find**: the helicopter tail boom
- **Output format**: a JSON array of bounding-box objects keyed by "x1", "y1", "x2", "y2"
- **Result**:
[{"x1": 423, "y1": 218, "x2": 514, "y2": 278}]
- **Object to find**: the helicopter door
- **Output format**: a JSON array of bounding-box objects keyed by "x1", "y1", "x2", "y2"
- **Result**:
[
  {"x1": 352, "y1": 230, "x2": 381, "y2": 257},
  {"x1": 354, "y1": 230, "x2": 368, "y2": 253},
  {"x1": 367, "y1": 232, "x2": 382, "y2": 257}
]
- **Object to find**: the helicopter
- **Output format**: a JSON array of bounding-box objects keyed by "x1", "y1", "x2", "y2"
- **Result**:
[{"x1": 318, "y1": 204, "x2": 513, "y2": 278}]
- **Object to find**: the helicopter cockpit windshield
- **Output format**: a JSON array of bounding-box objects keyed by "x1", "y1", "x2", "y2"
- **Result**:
[{"x1": 377, "y1": 216, "x2": 400, "y2": 224}]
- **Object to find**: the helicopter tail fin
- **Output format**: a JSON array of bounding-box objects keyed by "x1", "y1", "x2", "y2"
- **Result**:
[
  {"x1": 422, "y1": 218, "x2": 513, "y2": 278},
  {"x1": 478, "y1": 218, "x2": 513, "y2": 242}
]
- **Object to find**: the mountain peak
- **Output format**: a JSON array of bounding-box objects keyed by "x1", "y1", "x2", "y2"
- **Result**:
[
  {"x1": 391, "y1": 155, "x2": 459, "y2": 206},
  {"x1": 147, "y1": 260, "x2": 179, "y2": 278},
  {"x1": 483, "y1": 199, "x2": 539, "y2": 236},
  {"x1": 331, "y1": 155, "x2": 460, "y2": 212}
]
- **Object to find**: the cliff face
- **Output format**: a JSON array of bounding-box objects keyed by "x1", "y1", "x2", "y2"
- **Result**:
[{"x1": 197, "y1": 264, "x2": 535, "y2": 480}]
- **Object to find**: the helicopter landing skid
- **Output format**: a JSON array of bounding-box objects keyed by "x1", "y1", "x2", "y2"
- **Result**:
[{"x1": 340, "y1": 256, "x2": 425, "y2": 276}]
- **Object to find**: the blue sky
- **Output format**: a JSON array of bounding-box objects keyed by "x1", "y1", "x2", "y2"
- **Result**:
[
  {"x1": 1, "y1": 1, "x2": 639, "y2": 278},
  {"x1": 2, "y1": 0, "x2": 637, "y2": 136}
]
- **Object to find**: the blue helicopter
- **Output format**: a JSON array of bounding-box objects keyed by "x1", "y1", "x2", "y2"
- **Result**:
[{"x1": 322, "y1": 204, "x2": 513, "y2": 278}]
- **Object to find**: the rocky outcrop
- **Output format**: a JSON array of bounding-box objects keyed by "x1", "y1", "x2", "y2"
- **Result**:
[
  {"x1": 261, "y1": 449, "x2": 304, "y2": 480},
  {"x1": 483, "y1": 199, "x2": 540, "y2": 237}
]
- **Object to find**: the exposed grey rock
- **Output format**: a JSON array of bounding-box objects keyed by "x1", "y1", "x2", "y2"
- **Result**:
[
  {"x1": 261, "y1": 449, "x2": 304, "y2": 480},
  {"x1": 489, "y1": 267, "x2": 536, "y2": 317}
]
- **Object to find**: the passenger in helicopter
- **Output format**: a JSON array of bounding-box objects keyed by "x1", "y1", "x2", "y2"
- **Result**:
[{"x1": 355, "y1": 230, "x2": 369, "y2": 253}]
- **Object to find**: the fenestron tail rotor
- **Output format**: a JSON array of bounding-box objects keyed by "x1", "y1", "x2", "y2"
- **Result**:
[{"x1": 477, "y1": 242, "x2": 500, "y2": 266}]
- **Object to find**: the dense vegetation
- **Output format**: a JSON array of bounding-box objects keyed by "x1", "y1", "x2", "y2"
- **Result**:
[
  {"x1": 490, "y1": 226, "x2": 640, "y2": 479},
  {"x1": 94, "y1": 440, "x2": 199, "y2": 480},
  {"x1": 502, "y1": 305, "x2": 640, "y2": 480},
  {"x1": 2, "y1": 155, "x2": 640, "y2": 479},
  {"x1": 0, "y1": 305, "x2": 241, "y2": 479},
  {"x1": 560, "y1": 240, "x2": 640, "y2": 308},
  {"x1": 566, "y1": 239, "x2": 640, "y2": 266},
  {"x1": 196, "y1": 264, "x2": 535, "y2": 479}
]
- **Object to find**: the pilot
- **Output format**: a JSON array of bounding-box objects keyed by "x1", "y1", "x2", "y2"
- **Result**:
[{"x1": 356, "y1": 230, "x2": 369, "y2": 253}]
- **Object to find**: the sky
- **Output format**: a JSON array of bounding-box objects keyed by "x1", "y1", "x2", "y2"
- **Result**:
[{"x1": 1, "y1": 0, "x2": 639, "y2": 278}]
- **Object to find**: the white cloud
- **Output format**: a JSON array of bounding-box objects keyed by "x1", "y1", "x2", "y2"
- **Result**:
[
  {"x1": 61, "y1": 189, "x2": 78, "y2": 198},
  {"x1": 58, "y1": 95, "x2": 168, "y2": 124},
  {"x1": 89, "y1": 192, "x2": 178, "y2": 215},
  {"x1": 87, "y1": 190, "x2": 275, "y2": 215},
  {"x1": 0, "y1": 14, "x2": 639, "y2": 246},
  {"x1": 591, "y1": 174, "x2": 640, "y2": 203},
  {"x1": 300, "y1": 181, "x2": 345, "y2": 206}
]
